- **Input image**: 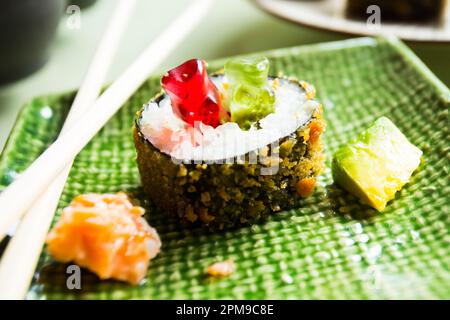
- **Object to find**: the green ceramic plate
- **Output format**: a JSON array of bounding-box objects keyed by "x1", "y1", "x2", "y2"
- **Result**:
[{"x1": 0, "y1": 37, "x2": 449, "y2": 300}]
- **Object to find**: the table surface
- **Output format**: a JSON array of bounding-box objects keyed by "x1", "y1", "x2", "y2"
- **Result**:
[{"x1": 1, "y1": 0, "x2": 449, "y2": 151}]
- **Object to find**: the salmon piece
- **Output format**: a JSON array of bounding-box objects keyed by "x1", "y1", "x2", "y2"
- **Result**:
[
  {"x1": 207, "y1": 259, "x2": 236, "y2": 277},
  {"x1": 296, "y1": 177, "x2": 316, "y2": 197},
  {"x1": 46, "y1": 192, "x2": 161, "y2": 285},
  {"x1": 308, "y1": 119, "x2": 325, "y2": 145}
]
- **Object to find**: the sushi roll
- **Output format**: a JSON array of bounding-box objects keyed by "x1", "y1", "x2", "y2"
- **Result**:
[{"x1": 133, "y1": 57, "x2": 325, "y2": 229}]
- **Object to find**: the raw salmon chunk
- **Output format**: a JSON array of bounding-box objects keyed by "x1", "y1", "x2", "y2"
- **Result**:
[{"x1": 46, "y1": 192, "x2": 161, "y2": 284}]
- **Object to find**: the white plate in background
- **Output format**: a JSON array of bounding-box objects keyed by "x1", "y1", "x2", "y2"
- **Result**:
[{"x1": 254, "y1": 0, "x2": 450, "y2": 42}]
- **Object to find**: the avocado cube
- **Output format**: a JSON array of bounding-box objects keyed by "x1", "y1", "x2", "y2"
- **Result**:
[{"x1": 332, "y1": 117, "x2": 422, "y2": 211}]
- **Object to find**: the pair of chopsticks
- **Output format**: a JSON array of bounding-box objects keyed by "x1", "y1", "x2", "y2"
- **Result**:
[
  {"x1": 0, "y1": 0, "x2": 214, "y2": 299},
  {"x1": 0, "y1": 0, "x2": 138, "y2": 299}
]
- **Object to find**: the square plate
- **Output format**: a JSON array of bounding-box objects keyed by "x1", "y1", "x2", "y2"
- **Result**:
[{"x1": 1, "y1": 37, "x2": 449, "y2": 299}]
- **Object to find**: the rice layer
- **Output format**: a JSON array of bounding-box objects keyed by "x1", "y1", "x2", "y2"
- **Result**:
[{"x1": 139, "y1": 76, "x2": 320, "y2": 161}]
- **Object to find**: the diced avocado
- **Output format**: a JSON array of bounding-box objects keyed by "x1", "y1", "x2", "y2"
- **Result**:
[{"x1": 332, "y1": 117, "x2": 422, "y2": 211}]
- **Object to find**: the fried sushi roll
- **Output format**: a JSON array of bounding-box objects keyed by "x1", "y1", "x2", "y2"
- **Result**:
[{"x1": 133, "y1": 57, "x2": 325, "y2": 229}]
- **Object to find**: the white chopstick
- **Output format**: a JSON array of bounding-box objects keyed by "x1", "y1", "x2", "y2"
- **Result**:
[
  {"x1": 0, "y1": 0, "x2": 214, "y2": 241},
  {"x1": 0, "y1": 0, "x2": 137, "y2": 299}
]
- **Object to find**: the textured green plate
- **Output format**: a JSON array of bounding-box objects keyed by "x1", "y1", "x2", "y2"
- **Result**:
[{"x1": 0, "y1": 37, "x2": 449, "y2": 300}]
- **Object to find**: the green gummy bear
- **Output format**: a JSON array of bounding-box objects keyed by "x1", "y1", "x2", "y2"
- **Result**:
[{"x1": 225, "y1": 57, "x2": 275, "y2": 129}]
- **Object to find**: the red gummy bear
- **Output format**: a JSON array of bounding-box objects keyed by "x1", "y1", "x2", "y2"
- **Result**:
[{"x1": 161, "y1": 59, "x2": 228, "y2": 128}]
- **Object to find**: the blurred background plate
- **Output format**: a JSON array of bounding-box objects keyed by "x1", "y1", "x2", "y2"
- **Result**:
[{"x1": 254, "y1": 0, "x2": 450, "y2": 42}]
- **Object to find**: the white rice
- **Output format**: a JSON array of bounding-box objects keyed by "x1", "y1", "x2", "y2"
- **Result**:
[{"x1": 139, "y1": 76, "x2": 319, "y2": 161}]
